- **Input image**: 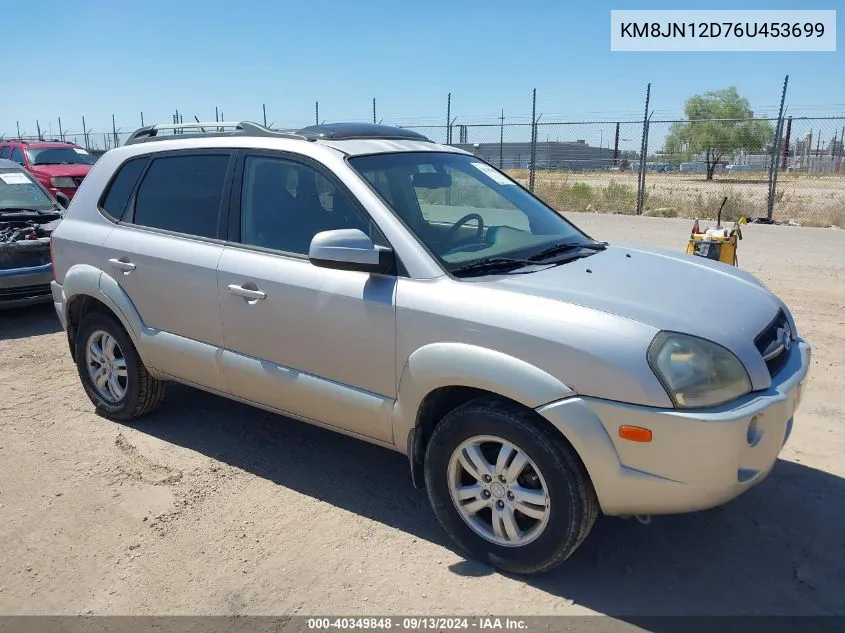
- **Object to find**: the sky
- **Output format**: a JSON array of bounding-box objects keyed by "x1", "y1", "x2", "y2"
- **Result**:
[{"x1": 2, "y1": 0, "x2": 843, "y2": 147}]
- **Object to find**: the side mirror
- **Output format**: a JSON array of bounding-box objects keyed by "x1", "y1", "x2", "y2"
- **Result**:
[
  {"x1": 54, "y1": 191, "x2": 71, "y2": 209},
  {"x1": 308, "y1": 228, "x2": 395, "y2": 274}
]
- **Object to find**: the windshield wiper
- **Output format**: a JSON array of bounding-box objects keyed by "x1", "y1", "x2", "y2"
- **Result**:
[
  {"x1": 528, "y1": 240, "x2": 608, "y2": 262},
  {"x1": 450, "y1": 256, "x2": 544, "y2": 277}
]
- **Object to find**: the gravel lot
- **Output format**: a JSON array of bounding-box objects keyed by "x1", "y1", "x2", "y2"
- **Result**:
[{"x1": 1, "y1": 214, "x2": 843, "y2": 619}]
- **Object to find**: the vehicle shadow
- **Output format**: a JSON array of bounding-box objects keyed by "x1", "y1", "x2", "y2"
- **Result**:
[
  {"x1": 128, "y1": 384, "x2": 845, "y2": 617},
  {"x1": 0, "y1": 303, "x2": 61, "y2": 340}
]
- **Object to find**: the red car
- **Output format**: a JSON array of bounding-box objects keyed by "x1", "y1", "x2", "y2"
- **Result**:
[{"x1": 0, "y1": 140, "x2": 97, "y2": 200}]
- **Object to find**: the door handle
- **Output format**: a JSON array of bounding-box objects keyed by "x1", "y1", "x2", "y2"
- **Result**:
[
  {"x1": 227, "y1": 284, "x2": 266, "y2": 300},
  {"x1": 108, "y1": 257, "x2": 136, "y2": 272}
]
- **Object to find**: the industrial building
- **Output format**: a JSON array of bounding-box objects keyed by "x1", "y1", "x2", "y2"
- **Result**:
[{"x1": 452, "y1": 140, "x2": 618, "y2": 171}]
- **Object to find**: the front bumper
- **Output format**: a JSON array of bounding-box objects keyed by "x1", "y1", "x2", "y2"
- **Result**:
[
  {"x1": 0, "y1": 264, "x2": 53, "y2": 309},
  {"x1": 537, "y1": 338, "x2": 811, "y2": 516}
]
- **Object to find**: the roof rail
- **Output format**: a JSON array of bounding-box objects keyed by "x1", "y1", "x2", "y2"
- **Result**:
[{"x1": 124, "y1": 120, "x2": 308, "y2": 145}]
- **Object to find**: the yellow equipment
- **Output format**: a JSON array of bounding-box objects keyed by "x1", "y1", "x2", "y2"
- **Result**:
[{"x1": 685, "y1": 196, "x2": 748, "y2": 266}]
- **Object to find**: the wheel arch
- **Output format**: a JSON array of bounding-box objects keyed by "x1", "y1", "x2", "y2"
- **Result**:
[
  {"x1": 393, "y1": 343, "x2": 576, "y2": 488},
  {"x1": 62, "y1": 264, "x2": 147, "y2": 367}
]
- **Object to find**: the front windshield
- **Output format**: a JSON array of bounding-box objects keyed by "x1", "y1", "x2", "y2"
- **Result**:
[
  {"x1": 0, "y1": 169, "x2": 55, "y2": 210},
  {"x1": 347, "y1": 151, "x2": 595, "y2": 270},
  {"x1": 25, "y1": 147, "x2": 97, "y2": 166}
]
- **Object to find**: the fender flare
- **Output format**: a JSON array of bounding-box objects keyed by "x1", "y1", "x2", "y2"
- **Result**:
[
  {"x1": 61, "y1": 264, "x2": 152, "y2": 367},
  {"x1": 392, "y1": 342, "x2": 574, "y2": 458}
]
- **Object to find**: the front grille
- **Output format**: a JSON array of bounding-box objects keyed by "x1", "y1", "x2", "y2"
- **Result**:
[
  {"x1": 754, "y1": 309, "x2": 792, "y2": 377},
  {"x1": 0, "y1": 283, "x2": 51, "y2": 301}
]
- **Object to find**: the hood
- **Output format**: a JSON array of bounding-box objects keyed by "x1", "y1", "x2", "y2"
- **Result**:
[
  {"x1": 478, "y1": 244, "x2": 783, "y2": 353},
  {"x1": 30, "y1": 164, "x2": 92, "y2": 179}
]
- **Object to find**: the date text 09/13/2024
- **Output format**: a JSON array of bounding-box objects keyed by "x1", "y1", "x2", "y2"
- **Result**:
[{"x1": 307, "y1": 617, "x2": 528, "y2": 630}]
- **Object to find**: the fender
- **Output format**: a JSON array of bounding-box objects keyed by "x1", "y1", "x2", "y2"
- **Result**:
[
  {"x1": 61, "y1": 264, "x2": 160, "y2": 375},
  {"x1": 392, "y1": 342, "x2": 575, "y2": 455}
]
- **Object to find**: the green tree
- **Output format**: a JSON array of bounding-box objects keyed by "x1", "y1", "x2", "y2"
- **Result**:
[{"x1": 665, "y1": 87, "x2": 775, "y2": 180}]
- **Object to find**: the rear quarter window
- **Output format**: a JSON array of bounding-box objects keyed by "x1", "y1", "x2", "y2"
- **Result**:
[
  {"x1": 100, "y1": 156, "x2": 148, "y2": 220},
  {"x1": 130, "y1": 153, "x2": 231, "y2": 239}
]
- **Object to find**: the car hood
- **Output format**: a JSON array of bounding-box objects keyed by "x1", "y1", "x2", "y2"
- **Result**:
[
  {"x1": 478, "y1": 243, "x2": 784, "y2": 352},
  {"x1": 30, "y1": 164, "x2": 91, "y2": 178}
]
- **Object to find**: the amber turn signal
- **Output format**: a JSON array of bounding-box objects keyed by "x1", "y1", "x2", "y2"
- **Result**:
[{"x1": 619, "y1": 425, "x2": 653, "y2": 442}]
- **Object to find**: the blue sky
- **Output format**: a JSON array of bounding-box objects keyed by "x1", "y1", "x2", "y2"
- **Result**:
[{"x1": 3, "y1": 0, "x2": 842, "y2": 143}]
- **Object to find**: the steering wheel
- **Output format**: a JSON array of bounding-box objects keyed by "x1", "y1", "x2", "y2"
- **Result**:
[{"x1": 442, "y1": 213, "x2": 485, "y2": 247}]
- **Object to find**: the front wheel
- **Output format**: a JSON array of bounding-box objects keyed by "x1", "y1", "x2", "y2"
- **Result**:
[{"x1": 424, "y1": 397, "x2": 598, "y2": 574}]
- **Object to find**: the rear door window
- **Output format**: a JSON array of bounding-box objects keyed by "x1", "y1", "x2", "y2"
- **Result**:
[
  {"x1": 0, "y1": 146, "x2": 11, "y2": 159},
  {"x1": 99, "y1": 156, "x2": 148, "y2": 220},
  {"x1": 130, "y1": 152, "x2": 232, "y2": 239}
]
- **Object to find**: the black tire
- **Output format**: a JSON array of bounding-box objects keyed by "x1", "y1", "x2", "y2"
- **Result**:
[
  {"x1": 73, "y1": 310, "x2": 167, "y2": 421},
  {"x1": 424, "y1": 396, "x2": 598, "y2": 574}
]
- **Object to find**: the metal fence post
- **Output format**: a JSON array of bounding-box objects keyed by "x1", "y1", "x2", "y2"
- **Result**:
[
  {"x1": 529, "y1": 88, "x2": 537, "y2": 192},
  {"x1": 767, "y1": 74, "x2": 789, "y2": 221},
  {"x1": 446, "y1": 93, "x2": 451, "y2": 144},
  {"x1": 499, "y1": 109, "x2": 504, "y2": 169},
  {"x1": 636, "y1": 83, "x2": 651, "y2": 215}
]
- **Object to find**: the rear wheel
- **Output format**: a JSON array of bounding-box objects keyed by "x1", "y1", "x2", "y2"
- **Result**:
[
  {"x1": 74, "y1": 311, "x2": 167, "y2": 421},
  {"x1": 424, "y1": 397, "x2": 598, "y2": 574}
]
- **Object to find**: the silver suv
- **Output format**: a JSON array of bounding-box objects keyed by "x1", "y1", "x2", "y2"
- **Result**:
[{"x1": 49, "y1": 121, "x2": 811, "y2": 574}]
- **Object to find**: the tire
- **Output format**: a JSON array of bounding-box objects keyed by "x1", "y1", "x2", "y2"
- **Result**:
[
  {"x1": 424, "y1": 396, "x2": 598, "y2": 574},
  {"x1": 73, "y1": 310, "x2": 167, "y2": 421}
]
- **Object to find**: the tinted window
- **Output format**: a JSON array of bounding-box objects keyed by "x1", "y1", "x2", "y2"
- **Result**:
[
  {"x1": 240, "y1": 155, "x2": 380, "y2": 255},
  {"x1": 0, "y1": 147, "x2": 11, "y2": 159},
  {"x1": 101, "y1": 156, "x2": 148, "y2": 220},
  {"x1": 132, "y1": 153, "x2": 230, "y2": 238},
  {"x1": 10, "y1": 148, "x2": 25, "y2": 165}
]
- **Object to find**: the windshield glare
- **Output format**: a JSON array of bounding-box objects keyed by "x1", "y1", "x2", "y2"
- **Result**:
[
  {"x1": 0, "y1": 170, "x2": 55, "y2": 210},
  {"x1": 25, "y1": 147, "x2": 96, "y2": 166},
  {"x1": 348, "y1": 151, "x2": 592, "y2": 270}
]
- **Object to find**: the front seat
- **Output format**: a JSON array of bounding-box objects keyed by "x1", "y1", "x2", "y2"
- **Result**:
[{"x1": 244, "y1": 161, "x2": 313, "y2": 254}]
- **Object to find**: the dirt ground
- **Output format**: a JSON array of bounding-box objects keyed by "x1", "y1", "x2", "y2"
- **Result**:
[{"x1": 0, "y1": 214, "x2": 843, "y2": 619}]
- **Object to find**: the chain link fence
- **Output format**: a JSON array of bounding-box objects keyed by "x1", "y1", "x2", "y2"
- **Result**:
[{"x1": 4, "y1": 113, "x2": 844, "y2": 228}]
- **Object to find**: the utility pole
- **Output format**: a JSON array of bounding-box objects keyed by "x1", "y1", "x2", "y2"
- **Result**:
[
  {"x1": 315, "y1": 101, "x2": 319, "y2": 125},
  {"x1": 16, "y1": 121, "x2": 20, "y2": 139},
  {"x1": 58, "y1": 117, "x2": 64, "y2": 141},
  {"x1": 373, "y1": 98, "x2": 376, "y2": 124},
  {"x1": 263, "y1": 103, "x2": 267, "y2": 126},
  {"x1": 112, "y1": 113, "x2": 118, "y2": 147},
  {"x1": 141, "y1": 112, "x2": 144, "y2": 126}
]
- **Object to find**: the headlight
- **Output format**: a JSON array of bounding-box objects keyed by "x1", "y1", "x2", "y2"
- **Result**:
[
  {"x1": 51, "y1": 177, "x2": 77, "y2": 188},
  {"x1": 648, "y1": 332, "x2": 751, "y2": 408}
]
